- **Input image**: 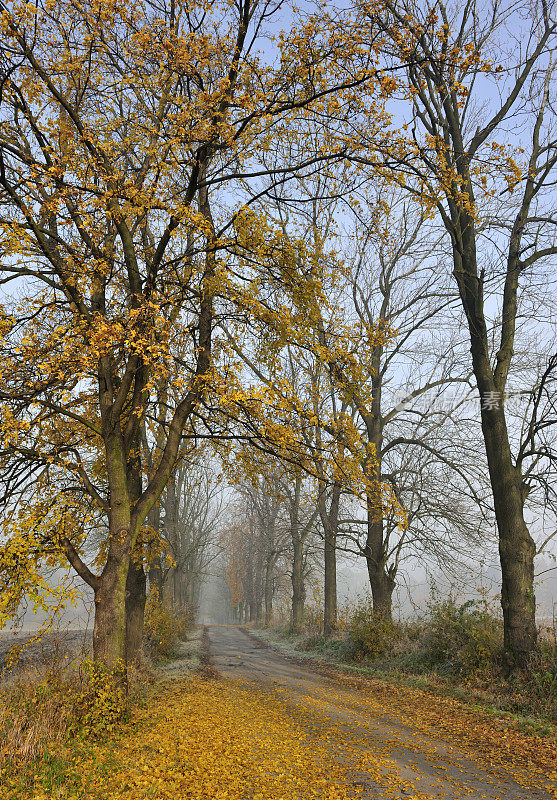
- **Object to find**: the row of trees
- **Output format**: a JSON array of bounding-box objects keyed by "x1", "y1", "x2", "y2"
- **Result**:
[
  {"x1": 0, "y1": 0, "x2": 555, "y2": 671},
  {"x1": 217, "y1": 187, "x2": 553, "y2": 636}
]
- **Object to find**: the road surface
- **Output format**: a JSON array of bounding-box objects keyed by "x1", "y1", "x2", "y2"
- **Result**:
[{"x1": 207, "y1": 625, "x2": 554, "y2": 800}]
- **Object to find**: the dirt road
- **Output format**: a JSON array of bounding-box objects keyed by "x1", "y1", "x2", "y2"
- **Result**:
[{"x1": 207, "y1": 625, "x2": 555, "y2": 800}]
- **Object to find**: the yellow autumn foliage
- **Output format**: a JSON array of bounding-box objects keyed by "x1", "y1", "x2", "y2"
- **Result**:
[{"x1": 4, "y1": 676, "x2": 356, "y2": 800}]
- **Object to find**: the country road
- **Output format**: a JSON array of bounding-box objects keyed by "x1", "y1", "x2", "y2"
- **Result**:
[{"x1": 207, "y1": 625, "x2": 554, "y2": 800}]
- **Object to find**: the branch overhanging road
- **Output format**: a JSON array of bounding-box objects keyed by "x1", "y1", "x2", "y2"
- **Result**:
[{"x1": 207, "y1": 625, "x2": 555, "y2": 800}]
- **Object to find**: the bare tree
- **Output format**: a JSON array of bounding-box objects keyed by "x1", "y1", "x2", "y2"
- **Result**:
[{"x1": 356, "y1": 0, "x2": 556, "y2": 667}]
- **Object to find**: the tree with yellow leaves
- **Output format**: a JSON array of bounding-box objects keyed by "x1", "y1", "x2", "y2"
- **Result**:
[{"x1": 0, "y1": 0, "x2": 388, "y2": 665}]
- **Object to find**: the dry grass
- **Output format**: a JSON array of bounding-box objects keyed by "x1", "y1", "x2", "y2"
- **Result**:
[
  {"x1": 0, "y1": 648, "x2": 151, "y2": 768},
  {"x1": 1, "y1": 663, "x2": 80, "y2": 764}
]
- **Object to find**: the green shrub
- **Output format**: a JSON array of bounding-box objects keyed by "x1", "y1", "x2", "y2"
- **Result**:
[
  {"x1": 344, "y1": 593, "x2": 502, "y2": 676},
  {"x1": 422, "y1": 595, "x2": 503, "y2": 676},
  {"x1": 515, "y1": 638, "x2": 557, "y2": 720},
  {"x1": 348, "y1": 598, "x2": 399, "y2": 660}
]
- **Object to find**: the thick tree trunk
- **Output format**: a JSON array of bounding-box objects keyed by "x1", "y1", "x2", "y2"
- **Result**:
[
  {"x1": 93, "y1": 558, "x2": 128, "y2": 664},
  {"x1": 480, "y1": 402, "x2": 537, "y2": 668},
  {"x1": 365, "y1": 515, "x2": 395, "y2": 620},
  {"x1": 125, "y1": 554, "x2": 147, "y2": 665},
  {"x1": 91, "y1": 455, "x2": 133, "y2": 662},
  {"x1": 92, "y1": 444, "x2": 134, "y2": 665},
  {"x1": 291, "y1": 537, "x2": 305, "y2": 631},
  {"x1": 366, "y1": 561, "x2": 395, "y2": 618}
]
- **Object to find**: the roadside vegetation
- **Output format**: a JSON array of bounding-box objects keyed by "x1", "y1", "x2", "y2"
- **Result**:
[
  {"x1": 253, "y1": 595, "x2": 557, "y2": 732},
  {"x1": 143, "y1": 590, "x2": 195, "y2": 662},
  {"x1": 0, "y1": 593, "x2": 195, "y2": 778},
  {"x1": 3, "y1": 626, "x2": 556, "y2": 800}
]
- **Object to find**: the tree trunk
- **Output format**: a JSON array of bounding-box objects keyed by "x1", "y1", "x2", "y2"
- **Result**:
[
  {"x1": 362, "y1": 384, "x2": 395, "y2": 620},
  {"x1": 452, "y1": 220, "x2": 537, "y2": 669},
  {"x1": 365, "y1": 514, "x2": 395, "y2": 620},
  {"x1": 91, "y1": 426, "x2": 135, "y2": 665},
  {"x1": 162, "y1": 569, "x2": 174, "y2": 605},
  {"x1": 123, "y1": 442, "x2": 147, "y2": 665},
  {"x1": 173, "y1": 566, "x2": 182, "y2": 608},
  {"x1": 147, "y1": 502, "x2": 163, "y2": 593},
  {"x1": 125, "y1": 552, "x2": 147, "y2": 665},
  {"x1": 291, "y1": 537, "x2": 305, "y2": 631},
  {"x1": 264, "y1": 555, "x2": 274, "y2": 627},
  {"x1": 148, "y1": 561, "x2": 163, "y2": 594},
  {"x1": 324, "y1": 534, "x2": 337, "y2": 635},
  {"x1": 93, "y1": 559, "x2": 128, "y2": 664},
  {"x1": 481, "y1": 402, "x2": 537, "y2": 668},
  {"x1": 366, "y1": 561, "x2": 395, "y2": 618},
  {"x1": 322, "y1": 482, "x2": 340, "y2": 636},
  {"x1": 164, "y1": 476, "x2": 178, "y2": 606},
  {"x1": 254, "y1": 547, "x2": 264, "y2": 625}
]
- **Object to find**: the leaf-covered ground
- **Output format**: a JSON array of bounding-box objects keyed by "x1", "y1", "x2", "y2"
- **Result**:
[
  {"x1": 4, "y1": 676, "x2": 356, "y2": 800},
  {"x1": 3, "y1": 626, "x2": 556, "y2": 800}
]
